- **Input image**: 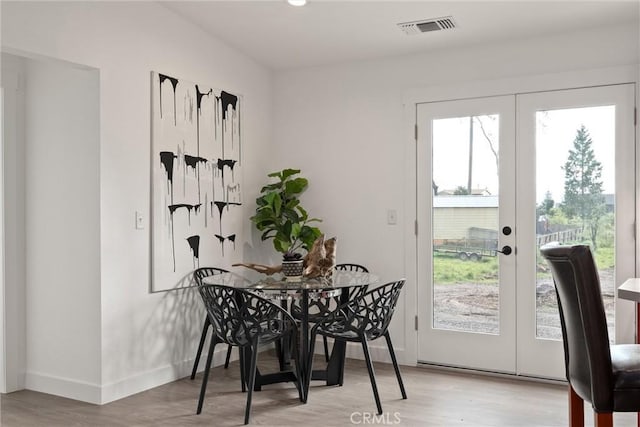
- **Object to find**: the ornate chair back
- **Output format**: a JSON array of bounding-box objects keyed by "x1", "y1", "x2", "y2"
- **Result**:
[
  {"x1": 198, "y1": 284, "x2": 297, "y2": 347},
  {"x1": 320, "y1": 279, "x2": 405, "y2": 340}
]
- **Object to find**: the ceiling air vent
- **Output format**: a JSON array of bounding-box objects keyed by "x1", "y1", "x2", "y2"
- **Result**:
[{"x1": 397, "y1": 16, "x2": 456, "y2": 35}]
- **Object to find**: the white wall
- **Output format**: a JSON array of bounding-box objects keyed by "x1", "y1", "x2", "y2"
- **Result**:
[
  {"x1": 1, "y1": 53, "x2": 27, "y2": 393},
  {"x1": 2, "y1": 1, "x2": 273, "y2": 403},
  {"x1": 273, "y1": 24, "x2": 640, "y2": 364},
  {"x1": 22, "y1": 56, "x2": 102, "y2": 402}
]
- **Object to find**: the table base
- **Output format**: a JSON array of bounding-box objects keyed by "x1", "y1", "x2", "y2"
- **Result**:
[{"x1": 242, "y1": 340, "x2": 348, "y2": 394}]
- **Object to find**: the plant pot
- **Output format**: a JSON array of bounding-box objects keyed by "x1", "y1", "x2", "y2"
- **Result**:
[{"x1": 282, "y1": 260, "x2": 304, "y2": 280}]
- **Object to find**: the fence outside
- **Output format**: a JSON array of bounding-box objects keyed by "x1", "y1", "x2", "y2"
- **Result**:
[{"x1": 536, "y1": 227, "x2": 583, "y2": 247}]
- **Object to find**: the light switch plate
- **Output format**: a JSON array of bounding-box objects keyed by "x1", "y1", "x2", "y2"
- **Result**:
[
  {"x1": 135, "y1": 211, "x2": 145, "y2": 230},
  {"x1": 387, "y1": 209, "x2": 397, "y2": 225}
]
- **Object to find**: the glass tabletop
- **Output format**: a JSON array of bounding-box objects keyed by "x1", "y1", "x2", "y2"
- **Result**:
[{"x1": 201, "y1": 270, "x2": 378, "y2": 299}]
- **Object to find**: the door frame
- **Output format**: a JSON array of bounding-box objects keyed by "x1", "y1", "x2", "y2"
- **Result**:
[
  {"x1": 403, "y1": 65, "x2": 639, "y2": 368},
  {"x1": 0, "y1": 87, "x2": 5, "y2": 392}
]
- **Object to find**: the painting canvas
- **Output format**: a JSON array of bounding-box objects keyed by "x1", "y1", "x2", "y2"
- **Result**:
[{"x1": 151, "y1": 71, "x2": 243, "y2": 291}]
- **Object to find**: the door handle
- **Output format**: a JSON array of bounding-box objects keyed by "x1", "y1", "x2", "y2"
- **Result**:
[{"x1": 497, "y1": 246, "x2": 512, "y2": 255}]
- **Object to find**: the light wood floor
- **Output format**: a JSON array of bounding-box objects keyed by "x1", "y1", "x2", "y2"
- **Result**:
[{"x1": 2, "y1": 354, "x2": 638, "y2": 426}]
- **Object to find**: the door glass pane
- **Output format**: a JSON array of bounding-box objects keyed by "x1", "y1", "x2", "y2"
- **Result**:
[
  {"x1": 535, "y1": 106, "x2": 616, "y2": 341},
  {"x1": 432, "y1": 115, "x2": 500, "y2": 334}
]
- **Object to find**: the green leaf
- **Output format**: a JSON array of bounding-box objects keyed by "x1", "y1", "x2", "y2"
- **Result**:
[
  {"x1": 274, "y1": 239, "x2": 289, "y2": 253},
  {"x1": 282, "y1": 209, "x2": 301, "y2": 223},
  {"x1": 280, "y1": 169, "x2": 301, "y2": 180},
  {"x1": 285, "y1": 178, "x2": 308, "y2": 195},
  {"x1": 272, "y1": 193, "x2": 282, "y2": 217},
  {"x1": 296, "y1": 205, "x2": 309, "y2": 221},
  {"x1": 260, "y1": 229, "x2": 276, "y2": 241}
]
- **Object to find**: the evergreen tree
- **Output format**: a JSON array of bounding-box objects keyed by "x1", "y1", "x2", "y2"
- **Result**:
[
  {"x1": 561, "y1": 125, "x2": 605, "y2": 249},
  {"x1": 536, "y1": 191, "x2": 555, "y2": 219}
]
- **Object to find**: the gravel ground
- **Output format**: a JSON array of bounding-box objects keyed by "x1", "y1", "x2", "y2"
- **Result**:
[{"x1": 433, "y1": 268, "x2": 615, "y2": 339}]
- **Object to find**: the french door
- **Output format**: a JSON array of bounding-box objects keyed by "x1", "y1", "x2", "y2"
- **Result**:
[
  {"x1": 416, "y1": 95, "x2": 517, "y2": 372},
  {"x1": 416, "y1": 84, "x2": 635, "y2": 379}
]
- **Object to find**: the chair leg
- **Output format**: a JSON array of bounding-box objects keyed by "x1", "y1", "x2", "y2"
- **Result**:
[
  {"x1": 239, "y1": 346, "x2": 246, "y2": 392},
  {"x1": 275, "y1": 338, "x2": 283, "y2": 370},
  {"x1": 196, "y1": 336, "x2": 217, "y2": 414},
  {"x1": 305, "y1": 329, "x2": 318, "y2": 402},
  {"x1": 323, "y1": 336, "x2": 330, "y2": 363},
  {"x1": 224, "y1": 345, "x2": 232, "y2": 369},
  {"x1": 292, "y1": 330, "x2": 304, "y2": 403},
  {"x1": 361, "y1": 337, "x2": 383, "y2": 415},
  {"x1": 594, "y1": 412, "x2": 613, "y2": 427},
  {"x1": 244, "y1": 340, "x2": 259, "y2": 425},
  {"x1": 384, "y1": 332, "x2": 407, "y2": 399},
  {"x1": 569, "y1": 385, "x2": 584, "y2": 427},
  {"x1": 191, "y1": 317, "x2": 211, "y2": 380}
]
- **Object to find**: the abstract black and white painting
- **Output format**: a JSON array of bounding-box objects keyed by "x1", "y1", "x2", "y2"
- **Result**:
[{"x1": 151, "y1": 71, "x2": 243, "y2": 292}]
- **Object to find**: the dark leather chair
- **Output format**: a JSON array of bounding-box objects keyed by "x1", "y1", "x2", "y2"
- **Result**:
[
  {"x1": 191, "y1": 267, "x2": 232, "y2": 379},
  {"x1": 540, "y1": 244, "x2": 640, "y2": 427},
  {"x1": 196, "y1": 284, "x2": 303, "y2": 424},
  {"x1": 307, "y1": 279, "x2": 407, "y2": 415}
]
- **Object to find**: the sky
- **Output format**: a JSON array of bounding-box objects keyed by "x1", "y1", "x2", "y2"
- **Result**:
[
  {"x1": 432, "y1": 105, "x2": 615, "y2": 205},
  {"x1": 535, "y1": 105, "x2": 615, "y2": 204}
]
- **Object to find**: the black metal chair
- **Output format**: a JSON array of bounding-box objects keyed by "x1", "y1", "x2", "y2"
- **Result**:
[
  {"x1": 335, "y1": 263, "x2": 370, "y2": 274},
  {"x1": 540, "y1": 244, "x2": 640, "y2": 427},
  {"x1": 196, "y1": 284, "x2": 303, "y2": 424},
  {"x1": 290, "y1": 263, "x2": 370, "y2": 362},
  {"x1": 191, "y1": 267, "x2": 232, "y2": 380},
  {"x1": 307, "y1": 279, "x2": 407, "y2": 415}
]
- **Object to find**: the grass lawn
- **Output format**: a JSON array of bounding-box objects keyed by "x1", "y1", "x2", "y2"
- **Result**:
[
  {"x1": 433, "y1": 254, "x2": 498, "y2": 284},
  {"x1": 433, "y1": 244, "x2": 614, "y2": 284}
]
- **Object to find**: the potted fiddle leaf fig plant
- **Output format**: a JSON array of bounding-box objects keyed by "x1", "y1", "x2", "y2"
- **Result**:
[{"x1": 250, "y1": 168, "x2": 322, "y2": 277}]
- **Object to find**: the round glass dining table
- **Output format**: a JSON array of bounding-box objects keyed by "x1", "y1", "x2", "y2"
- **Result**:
[{"x1": 201, "y1": 269, "x2": 379, "y2": 402}]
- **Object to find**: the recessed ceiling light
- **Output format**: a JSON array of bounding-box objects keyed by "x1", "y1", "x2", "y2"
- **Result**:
[{"x1": 288, "y1": 0, "x2": 307, "y2": 6}]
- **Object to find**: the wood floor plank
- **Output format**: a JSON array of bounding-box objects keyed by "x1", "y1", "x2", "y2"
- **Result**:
[{"x1": 1, "y1": 355, "x2": 638, "y2": 426}]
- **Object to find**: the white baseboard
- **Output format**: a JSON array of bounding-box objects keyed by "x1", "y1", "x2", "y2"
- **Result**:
[
  {"x1": 25, "y1": 371, "x2": 102, "y2": 404},
  {"x1": 23, "y1": 342, "x2": 407, "y2": 406},
  {"x1": 101, "y1": 347, "x2": 234, "y2": 404},
  {"x1": 319, "y1": 338, "x2": 410, "y2": 366},
  {"x1": 24, "y1": 347, "x2": 234, "y2": 405}
]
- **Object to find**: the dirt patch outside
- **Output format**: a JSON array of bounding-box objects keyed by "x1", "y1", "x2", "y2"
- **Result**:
[{"x1": 433, "y1": 268, "x2": 615, "y2": 339}]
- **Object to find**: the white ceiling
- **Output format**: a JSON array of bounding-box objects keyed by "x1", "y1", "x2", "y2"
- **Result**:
[{"x1": 160, "y1": 0, "x2": 640, "y2": 70}]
